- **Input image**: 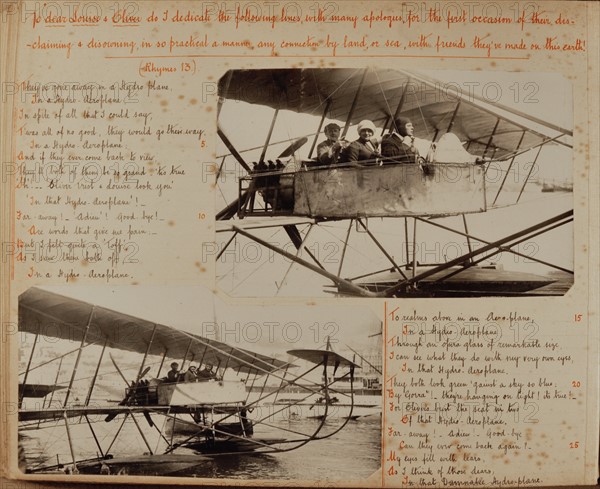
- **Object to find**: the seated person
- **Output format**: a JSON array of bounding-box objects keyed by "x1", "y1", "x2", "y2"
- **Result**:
[
  {"x1": 339, "y1": 120, "x2": 381, "y2": 165},
  {"x1": 380, "y1": 117, "x2": 419, "y2": 164},
  {"x1": 183, "y1": 365, "x2": 198, "y2": 383},
  {"x1": 316, "y1": 123, "x2": 349, "y2": 166},
  {"x1": 196, "y1": 363, "x2": 217, "y2": 381},
  {"x1": 165, "y1": 362, "x2": 179, "y2": 383}
]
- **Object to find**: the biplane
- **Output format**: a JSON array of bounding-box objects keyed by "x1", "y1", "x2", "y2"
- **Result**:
[
  {"x1": 17, "y1": 287, "x2": 364, "y2": 476},
  {"x1": 273, "y1": 338, "x2": 382, "y2": 421},
  {"x1": 215, "y1": 68, "x2": 573, "y2": 297}
]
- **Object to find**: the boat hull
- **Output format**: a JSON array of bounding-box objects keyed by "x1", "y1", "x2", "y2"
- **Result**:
[{"x1": 336, "y1": 265, "x2": 556, "y2": 296}]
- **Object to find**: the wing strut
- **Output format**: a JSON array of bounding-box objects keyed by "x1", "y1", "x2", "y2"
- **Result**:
[
  {"x1": 430, "y1": 215, "x2": 573, "y2": 285},
  {"x1": 462, "y1": 214, "x2": 474, "y2": 263},
  {"x1": 492, "y1": 130, "x2": 526, "y2": 205},
  {"x1": 217, "y1": 125, "x2": 252, "y2": 174},
  {"x1": 232, "y1": 225, "x2": 376, "y2": 297},
  {"x1": 277, "y1": 224, "x2": 318, "y2": 292},
  {"x1": 135, "y1": 323, "x2": 157, "y2": 382},
  {"x1": 308, "y1": 99, "x2": 332, "y2": 159},
  {"x1": 381, "y1": 210, "x2": 573, "y2": 296},
  {"x1": 259, "y1": 109, "x2": 279, "y2": 164},
  {"x1": 84, "y1": 338, "x2": 107, "y2": 407},
  {"x1": 156, "y1": 348, "x2": 168, "y2": 378},
  {"x1": 443, "y1": 100, "x2": 462, "y2": 139},
  {"x1": 46, "y1": 356, "x2": 63, "y2": 411},
  {"x1": 63, "y1": 412, "x2": 78, "y2": 473},
  {"x1": 516, "y1": 144, "x2": 544, "y2": 203},
  {"x1": 64, "y1": 307, "x2": 95, "y2": 407},
  {"x1": 482, "y1": 118, "x2": 500, "y2": 160},
  {"x1": 416, "y1": 215, "x2": 573, "y2": 275},
  {"x1": 283, "y1": 225, "x2": 325, "y2": 269},
  {"x1": 84, "y1": 415, "x2": 105, "y2": 458},
  {"x1": 216, "y1": 125, "x2": 253, "y2": 220},
  {"x1": 337, "y1": 219, "x2": 354, "y2": 277},
  {"x1": 217, "y1": 232, "x2": 238, "y2": 260},
  {"x1": 341, "y1": 68, "x2": 368, "y2": 139},
  {"x1": 19, "y1": 332, "x2": 38, "y2": 408},
  {"x1": 180, "y1": 339, "x2": 193, "y2": 371},
  {"x1": 357, "y1": 218, "x2": 408, "y2": 281},
  {"x1": 385, "y1": 75, "x2": 411, "y2": 133}
]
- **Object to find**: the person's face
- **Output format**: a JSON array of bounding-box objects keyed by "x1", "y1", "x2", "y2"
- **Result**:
[
  {"x1": 404, "y1": 123, "x2": 414, "y2": 137},
  {"x1": 359, "y1": 128, "x2": 374, "y2": 141},
  {"x1": 325, "y1": 126, "x2": 340, "y2": 141}
]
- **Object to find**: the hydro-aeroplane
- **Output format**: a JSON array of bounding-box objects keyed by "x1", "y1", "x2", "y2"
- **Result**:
[
  {"x1": 215, "y1": 68, "x2": 573, "y2": 298},
  {"x1": 17, "y1": 287, "x2": 362, "y2": 475}
]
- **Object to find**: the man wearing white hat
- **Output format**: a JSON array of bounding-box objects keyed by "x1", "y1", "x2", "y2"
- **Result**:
[{"x1": 339, "y1": 120, "x2": 381, "y2": 164}]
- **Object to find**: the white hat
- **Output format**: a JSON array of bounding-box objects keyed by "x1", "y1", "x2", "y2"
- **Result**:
[{"x1": 357, "y1": 120, "x2": 376, "y2": 134}]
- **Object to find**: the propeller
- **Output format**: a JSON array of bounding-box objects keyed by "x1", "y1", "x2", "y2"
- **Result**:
[{"x1": 278, "y1": 136, "x2": 308, "y2": 158}]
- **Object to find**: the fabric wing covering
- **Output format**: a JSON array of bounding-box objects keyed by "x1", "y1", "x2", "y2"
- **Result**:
[
  {"x1": 286, "y1": 349, "x2": 360, "y2": 369},
  {"x1": 218, "y1": 68, "x2": 572, "y2": 159},
  {"x1": 19, "y1": 287, "x2": 290, "y2": 376}
]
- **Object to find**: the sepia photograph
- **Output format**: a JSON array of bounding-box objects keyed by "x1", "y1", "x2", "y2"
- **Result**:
[
  {"x1": 17, "y1": 286, "x2": 381, "y2": 481},
  {"x1": 2, "y1": 1, "x2": 598, "y2": 488},
  {"x1": 214, "y1": 68, "x2": 573, "y2": 298}
]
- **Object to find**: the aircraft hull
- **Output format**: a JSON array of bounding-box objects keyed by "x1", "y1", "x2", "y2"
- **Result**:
[
  {"x1": 340, "y1": 265, "x2": 555, "y2": 296},
  {"x1": 75, "y1": 454, "x2": 208, "y2": 476},
  {"x1": 184, "y1": 437, "x2": 287, "y2": 453},
  {"x1": 293, "y1": 163, "x2": 486, "y2": 218},
  {"x1": 158, "y1": 380, "x2": 246, "y2": 406}
]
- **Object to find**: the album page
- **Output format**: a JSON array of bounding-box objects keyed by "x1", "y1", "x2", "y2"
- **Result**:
[{"x1": 0, "y1": 0, "x2": 598, "y2": 487}]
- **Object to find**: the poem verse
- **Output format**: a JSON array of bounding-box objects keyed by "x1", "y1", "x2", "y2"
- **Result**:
[
  {"x1": 383, "y1": 305, "x2": 586, "y2": 487},
  {"x1": 11, "y1": 78, "x2": 206, "y2": 283}
]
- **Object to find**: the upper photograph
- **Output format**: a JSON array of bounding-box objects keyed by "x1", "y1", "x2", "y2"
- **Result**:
[{"x1": 214, "y1": 68, "x2": 573, "y2": 298}]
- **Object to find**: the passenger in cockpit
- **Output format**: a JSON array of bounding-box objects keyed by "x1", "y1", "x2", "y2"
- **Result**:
[
  {"x1": 183, "y1": 365, "x2": 198, "y2": 383},
  {"x1": 316, "y1": 123, "x2": 349, "y2": 166},
  {"x1": 380, "y1": 117, "x2": 419, "y2": 164},
  {"x1": 339, "y1": 120, "x2": 381, "y2": 165},
  {"x1": 166, "y1": 362, "x2": 180, "y2": 383},
  {"x1": 196, "y1": 363, "x2": 218, "y2": 381}
]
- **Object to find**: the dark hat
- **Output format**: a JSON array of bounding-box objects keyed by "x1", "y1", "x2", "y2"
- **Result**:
[
  {"x1": 393, "y1": 118, "x2": 412, "y2": 137},
  {"x1": 323, "y1": 123, "x2": 341, "y2": 133},
  {"x1": 170, "y1": 362, "x2": 178, "y2": 368}
]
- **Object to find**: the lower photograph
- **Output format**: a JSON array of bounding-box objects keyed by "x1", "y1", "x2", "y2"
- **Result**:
[{"x1": 17, "y1": 285, "x2": 382, "y2": 482}]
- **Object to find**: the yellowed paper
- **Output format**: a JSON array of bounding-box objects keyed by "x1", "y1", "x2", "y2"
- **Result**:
[{"x1": 1, "y1": 0, "x2": 598, "y2": 486}]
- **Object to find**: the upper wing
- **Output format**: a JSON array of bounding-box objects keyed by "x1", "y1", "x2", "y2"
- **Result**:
[
  {"x1": 218, "y1": 68, "x2": 572, "y2": 159},
  {"x1": 19, "y1": 287, "x2": 289, "y2": 375}
]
